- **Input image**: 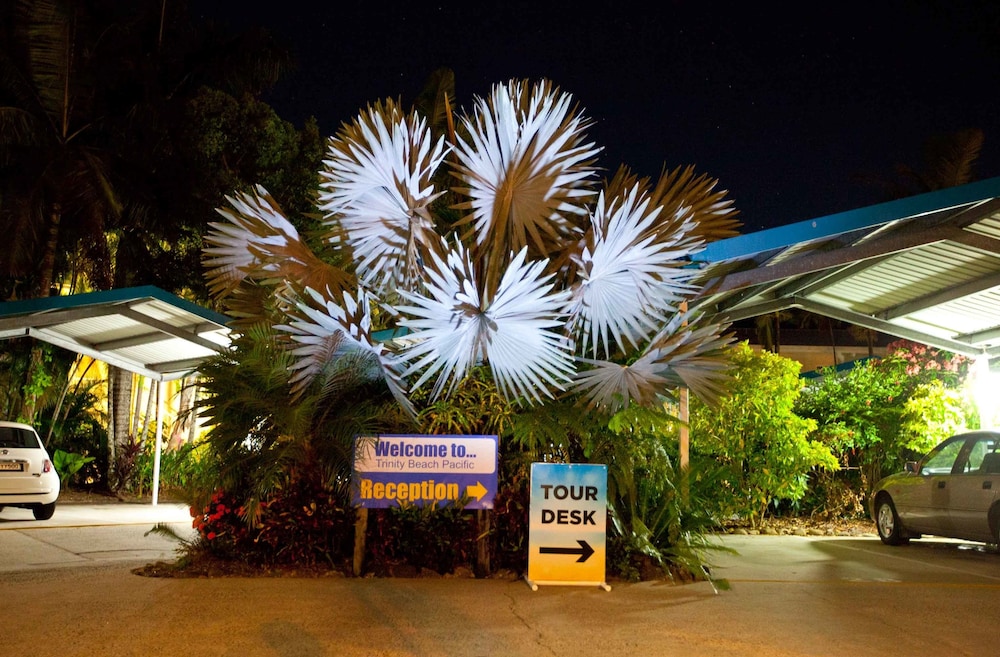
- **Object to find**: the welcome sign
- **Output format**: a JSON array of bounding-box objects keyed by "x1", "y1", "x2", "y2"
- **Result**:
[{"x1": 352, "y1": 434, "x2": 498, "y2": 509}]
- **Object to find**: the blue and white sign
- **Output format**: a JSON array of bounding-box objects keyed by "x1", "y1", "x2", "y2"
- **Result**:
[{"x1": 352, "y1": 434, "x2": 498, "y2": 509}]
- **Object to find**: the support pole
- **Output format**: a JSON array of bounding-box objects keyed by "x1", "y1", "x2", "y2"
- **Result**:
[
  {"x1": 678, "y1": 301, "x2": 690, "y2": 502},
  {"x1": 152, "y1": 380, "x2": 164, "y2": 506},
  {"x1": 476, "y1": 510, "x2": 491, "y2": 575},
  {"x1": 679, "y1": 387, "x2": 689, "y2": 470}
]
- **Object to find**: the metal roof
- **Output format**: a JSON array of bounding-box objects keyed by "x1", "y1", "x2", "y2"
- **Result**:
[
  {"x1": 0, "y1": 286, "x2": 233, "y2": 381},
  {"x1": 690, "y1": 176, "x2": 1000, "y2": 368}
]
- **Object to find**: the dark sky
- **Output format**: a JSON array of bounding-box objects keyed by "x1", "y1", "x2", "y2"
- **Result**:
[{"x1": 197, "y1": 1, "x2": 1000, "y2": 232}]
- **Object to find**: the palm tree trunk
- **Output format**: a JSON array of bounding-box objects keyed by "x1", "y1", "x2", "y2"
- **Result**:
[
  {"x1": 109, "y1": 366, "x2": 133, "y2": 483},
  {"x1": 38, "y1": 203, "x2": 62, "y2": 298},
  {"x1": 21, "y1": 204, "x2": 64, "y2": 423},
  {"x1": 171, "y1": 377, "x2": 194, "y2": 448},
  {"x1": 131, "y1": 376, "x2": 145, "y2": 438},
  {"x1": 142, "y1": 382, "x2": 156, "y2": 441}
]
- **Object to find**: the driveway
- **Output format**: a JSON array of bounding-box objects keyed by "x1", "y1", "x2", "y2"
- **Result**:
[
  {"x1": 1, "y1": 506, "x2": 998, "y2": 656},
  {"x1": 0, "y1": 501, "x2": 193, "y2": 572}
]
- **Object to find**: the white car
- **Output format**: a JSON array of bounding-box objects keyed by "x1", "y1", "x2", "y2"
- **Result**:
[{"x1": 0, "y1": 420, "x2": 60, "y2": 520}]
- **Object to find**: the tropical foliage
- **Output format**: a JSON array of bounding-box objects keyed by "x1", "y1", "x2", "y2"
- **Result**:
[
  {"x1": 794, "y1": 339, "x2": 976, "y2": 516},
  {"x1": 190, "y1": 77, "x2": 745, "y2": 579},
  {"x1": 690, "y1": 342, "x2": 838, "y2": 526},
  {"x1": 0, "y1": 0, "x2": 319, "y2": 476}
]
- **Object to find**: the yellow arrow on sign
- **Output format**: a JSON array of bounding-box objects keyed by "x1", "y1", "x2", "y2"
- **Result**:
[{"x1": 466, "y1": 481, "x2": 487, "y2": 501}]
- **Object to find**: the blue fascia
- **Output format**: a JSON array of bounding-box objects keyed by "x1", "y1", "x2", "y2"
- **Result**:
[{"x1": 691, "y1": 176, "x2": 1000, "y2": 266}]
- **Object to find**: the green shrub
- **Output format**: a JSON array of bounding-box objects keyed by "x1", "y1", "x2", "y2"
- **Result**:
[
  {"x1": 691, "y1": 342, "x2": 837, "y2": 526},
  {"x1": 608, "y1": 460, "x2": 733, "y2": 589},
  {"x1": 796, "y1": 342, "x2": 974, "y2": 506},
  {"x1": 898, "y1": 380, "x2": 975, "y2": 455}
]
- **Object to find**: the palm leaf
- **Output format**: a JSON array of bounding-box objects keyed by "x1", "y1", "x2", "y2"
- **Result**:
[
  {"x1": 572, "y1": 312, "x2": 735, "y2": 412},
  {"x1": 13, "y1": 0, "x2": 94, "y2": 139},
  {"x1": 276, "y1": 286, "x2": 413, "y2": 416},
  {"x1": 396, "y1": 241, "x2": 574, "y2": 405},
  {"x1": 922, "y1": 128, "x2": 983, "y2": 190},
  {"x1": 450, "y1": 79, "x2": 602, "y2": 296},
  {"x1": 646, "y1": 165, "x2": 741, "y2": 244},
  {"x1": 413, "y1": 67, "x2": 456, "y2": 138},
  {"x1": 203, "y1": 185, "x2": 352, "y2": 302},
  {"x1": 567, "y1": 180, "x2": 701, "y2": 359},
  {"x1": 317, "y1": 98, "x2": 449, "y2": 293}
]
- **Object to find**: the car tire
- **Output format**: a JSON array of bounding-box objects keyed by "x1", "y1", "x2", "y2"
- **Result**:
[
  {"x1": 875, "y1": 496, "x2": 908, "y2": 545},
  {"x1": 33, "y1": 502, "x2": 56, "y2": 521}
]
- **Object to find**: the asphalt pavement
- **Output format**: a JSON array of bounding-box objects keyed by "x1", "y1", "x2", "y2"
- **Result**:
[{"x1": 2, "y1": 503, "x2": 999, "y2": 656}]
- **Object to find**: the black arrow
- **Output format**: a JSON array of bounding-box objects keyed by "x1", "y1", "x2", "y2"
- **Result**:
[{"x1": 539, "y1": 539, "x2": 595, "y2": 563}]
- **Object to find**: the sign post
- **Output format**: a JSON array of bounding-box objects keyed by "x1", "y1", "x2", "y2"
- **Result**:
[{"x1": 526, "y1": 462, "x2": 610, "y2": 591}]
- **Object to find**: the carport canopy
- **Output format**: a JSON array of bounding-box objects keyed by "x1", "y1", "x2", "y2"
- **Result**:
[
  {"x1": 0, "y1": 285, "x2": 232, "y2": 381},
  {"x1": 0, "y1": 286, "x2": 233, "y2": 504},
  {"x1": 690, "y1": 176, "x2": 1000, "y2": 370}
]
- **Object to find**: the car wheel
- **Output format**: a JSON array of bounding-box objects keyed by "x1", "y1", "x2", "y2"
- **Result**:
[
  {"x1": 875, "y1": 496, "x2": 908, "y2": 545},
  {"x1": 33, "y1": 502, "x2": 56, "y2": 521}
]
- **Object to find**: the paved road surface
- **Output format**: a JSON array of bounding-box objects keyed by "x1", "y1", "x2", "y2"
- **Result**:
[{"x1": 1, "y1": 504, "x2": 999, "y2": 657}]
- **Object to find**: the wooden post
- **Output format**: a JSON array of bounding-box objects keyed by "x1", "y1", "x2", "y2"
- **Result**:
[
  {"x1": 476, "y1": 509, "x2": 491, "y2": 575},
  {"x1": 679, "y1": 300, "x2": 690, "y2": 503},
  {"x1": 352, "y1": 507, "x2": 368, "y2": 576}
]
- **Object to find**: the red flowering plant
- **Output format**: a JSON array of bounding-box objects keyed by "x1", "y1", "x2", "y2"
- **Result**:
[{"x1": 190, "y1": 488, "x2": 253, "y2": 559}]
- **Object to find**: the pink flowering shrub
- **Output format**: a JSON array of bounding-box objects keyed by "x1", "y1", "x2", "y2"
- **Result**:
[{"x1": 886, "y1": 339, "x2": 969, "y2": 383}]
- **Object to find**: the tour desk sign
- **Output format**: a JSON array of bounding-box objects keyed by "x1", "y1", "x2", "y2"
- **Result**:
[
  {"x1": 352, "y1": 434, "x2": 497, "y2": 510},
  {"x1": 526, "y1": 462, "x2": 610, "y2": 591}
]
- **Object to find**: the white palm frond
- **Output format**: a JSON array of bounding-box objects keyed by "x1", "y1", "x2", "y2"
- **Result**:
[
  {"x1": 643, "y1": 316, "x2": 735, "y2": 406},
  {"x1": 203, "y1": 185, "x2": 352, "y2": 302},
  {"x1": 396, "y1": 242, "x2": 574, "y2": 404},
  {"x1": 277, "y1": 287, "x2": 413, "y2": 415},
  {"x1": 567, "y1": 183, "x2": 703, "y2": 358},
  {"x1": 317, "y1": 99, "x2": 449, "y2": 293},
  {"x1": 450, "y1": 79, "x2": 602, "y2": 293},
  {"x1": 570, "y1": 353, "x2": 670, "y2": 413},
  {"x1": 203, "y1": 185, "x2": 301, "y2": 297},
  {"x1": 571, "y1": 312, "x2": 734, "y2": 412}
]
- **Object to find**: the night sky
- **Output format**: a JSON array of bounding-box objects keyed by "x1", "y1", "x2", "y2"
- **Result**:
[{"x1": 197, "y1": 1, "x2": 1000, "y2": 232}]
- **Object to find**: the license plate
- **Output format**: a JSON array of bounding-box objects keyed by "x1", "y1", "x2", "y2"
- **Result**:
[{"x1": 0, "y1": 461, "x2": 24, "y2": 471}]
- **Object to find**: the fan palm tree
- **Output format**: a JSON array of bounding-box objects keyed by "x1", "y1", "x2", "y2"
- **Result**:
[{"x1": 203, "y1": 79, "x2": 741, "y2": 417}]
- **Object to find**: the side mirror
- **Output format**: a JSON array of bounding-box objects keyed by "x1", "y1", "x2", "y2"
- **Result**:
[{"x1": 904, "y1": 461, "x2": 920, "y2": 474}]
